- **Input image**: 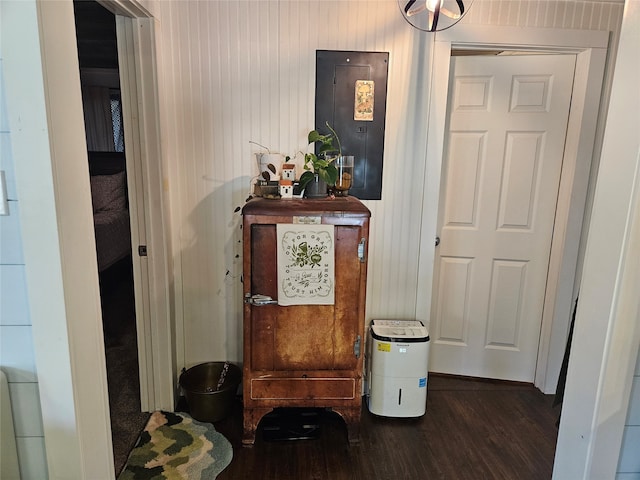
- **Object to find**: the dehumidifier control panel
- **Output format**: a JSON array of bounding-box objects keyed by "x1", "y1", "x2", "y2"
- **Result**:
[{"x1": 370, "y1": 319, "x2": 429, "y2": 343}]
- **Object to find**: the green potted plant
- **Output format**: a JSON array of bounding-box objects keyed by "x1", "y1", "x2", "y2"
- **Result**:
[{"x1": 299, "y1": 122, "x2": 341, "y2": 198}]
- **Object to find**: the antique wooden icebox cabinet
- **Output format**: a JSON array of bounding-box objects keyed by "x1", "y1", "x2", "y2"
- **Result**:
[{"x1": 241, "y1": 197, "x2": 370, "y2": 445}]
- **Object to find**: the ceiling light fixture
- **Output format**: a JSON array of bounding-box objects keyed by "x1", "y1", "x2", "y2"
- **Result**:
[{"x1": 399, "y1": 0, "x2": 472, "y2": 32}]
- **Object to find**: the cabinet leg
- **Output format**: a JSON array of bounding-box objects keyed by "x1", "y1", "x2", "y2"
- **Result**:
[
  {"x1": 332, "y1": 406, "x2": 362, "y2": 445},
  {"x1": 242, "y1": 407, "x2": 273, "y2": 446}
]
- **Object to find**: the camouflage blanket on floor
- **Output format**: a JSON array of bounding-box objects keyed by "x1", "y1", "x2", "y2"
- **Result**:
[{"x1": 118, "y1": 411, "x2": 233, "y2": 480}]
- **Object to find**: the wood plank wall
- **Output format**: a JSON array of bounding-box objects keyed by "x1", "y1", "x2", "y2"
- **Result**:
[
  {"x1": 141, "y1": 0, "x2": 624, "y2": 368},
  {"x1": 0, "y1": 58, "x2": 48, "y2": 479}
]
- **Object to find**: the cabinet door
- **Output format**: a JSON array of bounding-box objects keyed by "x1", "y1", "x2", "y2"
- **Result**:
[{"x1": 249, "y1": 223, "x2": 364, "y2": 372}]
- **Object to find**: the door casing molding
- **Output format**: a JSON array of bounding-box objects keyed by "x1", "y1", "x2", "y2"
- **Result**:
[
  {"x1": 415, "y1": 25, "x2": 609, "y2": 393},
  {"x1": 106, "y1": 2, "x2": 176, "y2": 411}
]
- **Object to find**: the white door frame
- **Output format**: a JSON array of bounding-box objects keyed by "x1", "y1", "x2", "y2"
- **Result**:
[
  {"x1": 4, "y1": 1, "x2": 115, "y2": 476},
  {"x1": 554, "y1": 2, "x2": 640, "y2": 476},
  {"x1": 416, "y1": 25, "x2": 609, "y2": 393},
  {"x1": 101, "y1": 0, "x2": 176, "y2": 411}
]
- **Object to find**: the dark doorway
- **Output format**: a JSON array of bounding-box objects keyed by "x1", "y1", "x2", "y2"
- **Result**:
[{"x1": 72, "y1": 1, "x2": 148, "y2": 474}]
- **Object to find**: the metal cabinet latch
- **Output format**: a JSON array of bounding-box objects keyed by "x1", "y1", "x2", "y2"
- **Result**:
[
  {"x1": 354, "y1": 335, "x2": 362, "y2": 358},
  {"x1": 358, "y1": 238, "x2": 366, "y2": 263},
  {"x1": 244, "y1": 293, "x2": 278, "y2": 306}
]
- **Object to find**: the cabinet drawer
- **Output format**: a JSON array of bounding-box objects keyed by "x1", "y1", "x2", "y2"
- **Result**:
[{"x1": 250, "y1": 377, "x2": 356, "y2": 400}]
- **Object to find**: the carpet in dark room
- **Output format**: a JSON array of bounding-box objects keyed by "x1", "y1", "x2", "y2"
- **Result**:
[{"x1": 99, "y1": 258, "x2": 150, "y2": 476}]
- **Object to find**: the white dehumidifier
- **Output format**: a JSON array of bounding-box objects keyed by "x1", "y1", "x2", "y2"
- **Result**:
[{"x1": 366, "y1": 319, "x2": 430, "y2": 417}]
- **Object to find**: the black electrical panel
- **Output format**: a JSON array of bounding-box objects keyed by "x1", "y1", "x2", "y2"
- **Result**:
[{"x1": 315, "y1": 50, "x2": 389, "y2": 200}]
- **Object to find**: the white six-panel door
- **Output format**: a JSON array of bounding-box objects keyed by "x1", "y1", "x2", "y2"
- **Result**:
[{"x1": 430, "y1": 54, "x2": 576, "y2": 382}]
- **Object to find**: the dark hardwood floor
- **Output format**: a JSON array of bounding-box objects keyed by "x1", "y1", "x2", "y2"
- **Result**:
[
  {"x1": 100, "y1": 259, "x2": 559, "y2": 479},
  {"x1": 215, "y1": 375, "x2": 559, "y2": 480}
]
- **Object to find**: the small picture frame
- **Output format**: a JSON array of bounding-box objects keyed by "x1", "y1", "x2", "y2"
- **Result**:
[{"x1": 354, "y1": 80, "x2": 374, "y2": 121}]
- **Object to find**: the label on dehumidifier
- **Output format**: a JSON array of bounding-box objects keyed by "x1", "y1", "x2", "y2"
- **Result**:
[
  {"x1": 419, "y1": 377, "x2": 427, "y2": 388},
  {"x1": 377, "y1": 342, "x2": 391, "y2": 352}
]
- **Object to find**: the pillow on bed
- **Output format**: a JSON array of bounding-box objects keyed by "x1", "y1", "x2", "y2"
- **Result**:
[{"x1": 90, "y1": 171, "x2": 126, "y2": 213}]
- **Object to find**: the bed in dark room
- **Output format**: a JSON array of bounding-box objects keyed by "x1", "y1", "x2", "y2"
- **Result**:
[{"x1": 88, "y1": 151, "x2": 132, "y2": 273}]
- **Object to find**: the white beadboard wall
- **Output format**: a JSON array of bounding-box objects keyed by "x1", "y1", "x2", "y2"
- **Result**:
[
  {"x1": 142, "y1": 0, "x2": 624, "y2": 368},
  {"x1": 0, "y1": 59, "x2": 48, "y2": 479}
]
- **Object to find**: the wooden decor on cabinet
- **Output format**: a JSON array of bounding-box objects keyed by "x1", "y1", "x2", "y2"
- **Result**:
[{"x1": 241, "y1": 197, "x2": 370, "y2": 445}]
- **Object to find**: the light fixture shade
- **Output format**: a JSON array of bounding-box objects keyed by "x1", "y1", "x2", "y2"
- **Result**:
[{"x1": 399, "y1": 0, "x2": 472, "y2": 32}]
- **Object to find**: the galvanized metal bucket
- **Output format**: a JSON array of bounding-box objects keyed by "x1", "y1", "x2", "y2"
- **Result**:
[{"x1": 179, "y1": 362, "x2": 241, "y2": 423}]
